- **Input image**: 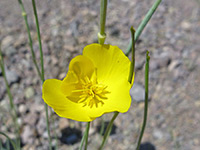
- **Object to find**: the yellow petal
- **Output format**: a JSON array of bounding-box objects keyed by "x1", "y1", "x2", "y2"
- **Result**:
[
  {"x1": 85, "y1": 78, "x2": 131, "y2": 118},
  {"x1": 69, "y1": 55, "x2": 95, "y2": 79},
  {"x1": 82, "y1": 43, "x2": 133, "y2": 115},
  {"x1": 60, "y1": 55, "x2": 96, "y2": 96},
  {"x1": 83, "y1": 44, "x2": 133, "y2": 86},
  {"x1": 42, "y1": 79, "x2": 93, "y2": 122}
]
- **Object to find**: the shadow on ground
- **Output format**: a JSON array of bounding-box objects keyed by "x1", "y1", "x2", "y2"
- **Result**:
[
  {"x1": 60, "y1": 127, "x2": 82, "y2": 145},
  {"x1": 140, "y1": 142, "x2": 156, "y2": 150}
]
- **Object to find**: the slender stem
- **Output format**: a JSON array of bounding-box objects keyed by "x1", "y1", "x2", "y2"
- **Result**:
[
  {"x1": 98, "y1": 0, "x2": 107, "y2": 44},
  {"x1": 44, "y1": 104, "x2": 52, "y2": 150},
  {"x1": 17, "y1": 0, "x2": 42, "y2": 80},
  {"x1": 0, "y1": 49, "x2": 15, "y2": 122},
  {"x1": 125, "y1": 0, "x2": 162, "y2": 55},
  {"x1": 0, "y1": 140, "x2": 2, "y2": 150},
  {"x1": 99, "y1": 112, "x2": 119, "y2": 150},
  {"x1": 51, "y1": 113, "x2": 58, "y2": 150},
  {"x1": 100, "y1": 0, "x2": 107, "y2": 35},
  {"x1": 0, "y1": 131, "x2": 17, "y2": 150},
  {"x1": 84, "y1": 122, "x2": 90, "y2": 150},
  {"x1": 128, "y1": 27, "x2": 135, "y2": 84},
  {"x1": 136, "y1": 51, "x2": 150, "y2": 150},
  {"x1": 0, "y1": 47, "x2": 21, "y2": 150},
  {"x1": 79, "y1": 122, "x2": 90, "y2": 150},
  {"x1": 99, "y1": 116, "x2": 105, "y2": 136},
  {"x1": 31, "y1": 1, "x2": 52, "y2": 150},
  {"x1": 79, "y1": 128, "x2": 86, "y2": 150},
  {"x1": 31, "y1": 0, "x2": 45, "y2": 82},
  {"x1": 79, "y1": 124, "x2": 88, "y2": 150},
  {"x1": 6, "y1": 139, "x2": 10, "y2": 150}
]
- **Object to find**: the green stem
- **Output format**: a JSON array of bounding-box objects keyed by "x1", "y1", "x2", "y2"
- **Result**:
[
  {"x1": 136, "y1": 51, "x2": 150, "y2": 150},
  {"x1": 17, "y1": 0, "x2": 42, "y2": 80},
  {"x1": 0, "y1": 131, "x2": 17, "y2": 150},
  {"x1": 128, "y1": 27, "x2": 135, "y2": 84},
  {"x1": 99, "y1": 112, "x2": 119, "y2": 150},
  {"x1": 44, "y1": 104, "x2": 52, "y2": 150},
  {"x1": 99, "y1": 116, "x2": 105, "y2": 136},
  {"x1": 0, "y1": 47, "x2": 21, "y2": 150},
  {"x1": 0, "y1": 139, "x2": 2, "y2": 150},
  {"x1": 125, "y1": 0, "x2": 162, "y2": 55},
  {"x1": 6, "y1": 139, "x2": 10, "y2": 150},
  {"x1": 31, "y1": 1, "x2": 52, "y2": 150},
  {"x1": 51, "y1": 112, "x2": 58, "y2": 150},
  {"x1": 84, "y1": 122, "x2": 90, "y2": 150},
  {"x1": 79, "y1": 122, "x2": 91, "y2": 150},
  {"x1": 31, "y1": 0, "x2": 45, "y2": 82},
  {"x1": 100, "y1": 0, "x2": 107, "y2": 35},
  {"x1": 98, "y1": 0, "x2": 107, "y2": 44},
  {"x1": 79, "y1": 126, "x2": 87, "y2": 150}
]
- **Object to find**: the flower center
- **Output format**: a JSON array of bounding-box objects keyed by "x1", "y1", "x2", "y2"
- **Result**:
[{"x1": 69, "y1": 76, "x2": 110, "y2": 108}]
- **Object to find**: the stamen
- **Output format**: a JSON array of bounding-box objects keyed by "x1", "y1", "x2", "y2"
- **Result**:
[
  {"x1": 95, "y1": 94, "x2": 108, "y2": 100},
  {"x1": 72, "y1": 89, "x2": 89, "y2": 93},
  {"x1": 78, "y1": 96, "x2": 88, "y2": 103},
  {"x1": 68, "y1": 75, "x2": 110, "y2": 108}
]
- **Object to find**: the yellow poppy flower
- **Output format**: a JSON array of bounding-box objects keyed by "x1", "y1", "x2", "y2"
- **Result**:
[{"x1": 42, "y1": 43, "x2": 134, "y2": 122}]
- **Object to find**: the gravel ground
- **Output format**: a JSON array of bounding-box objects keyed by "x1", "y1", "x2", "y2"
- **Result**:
[{"x1": 0, "y1": 0, "x2": 200, "y2": 150}]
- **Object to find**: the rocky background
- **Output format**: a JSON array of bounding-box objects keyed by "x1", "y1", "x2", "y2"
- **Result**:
[{"x1": 0, "y1": 0, "x2": 200, "y2": 150}]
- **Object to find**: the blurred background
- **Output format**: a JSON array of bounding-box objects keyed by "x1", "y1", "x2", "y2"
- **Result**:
[{"x1": 0, "y1": 0, "x2": 200, "y2": 150}]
